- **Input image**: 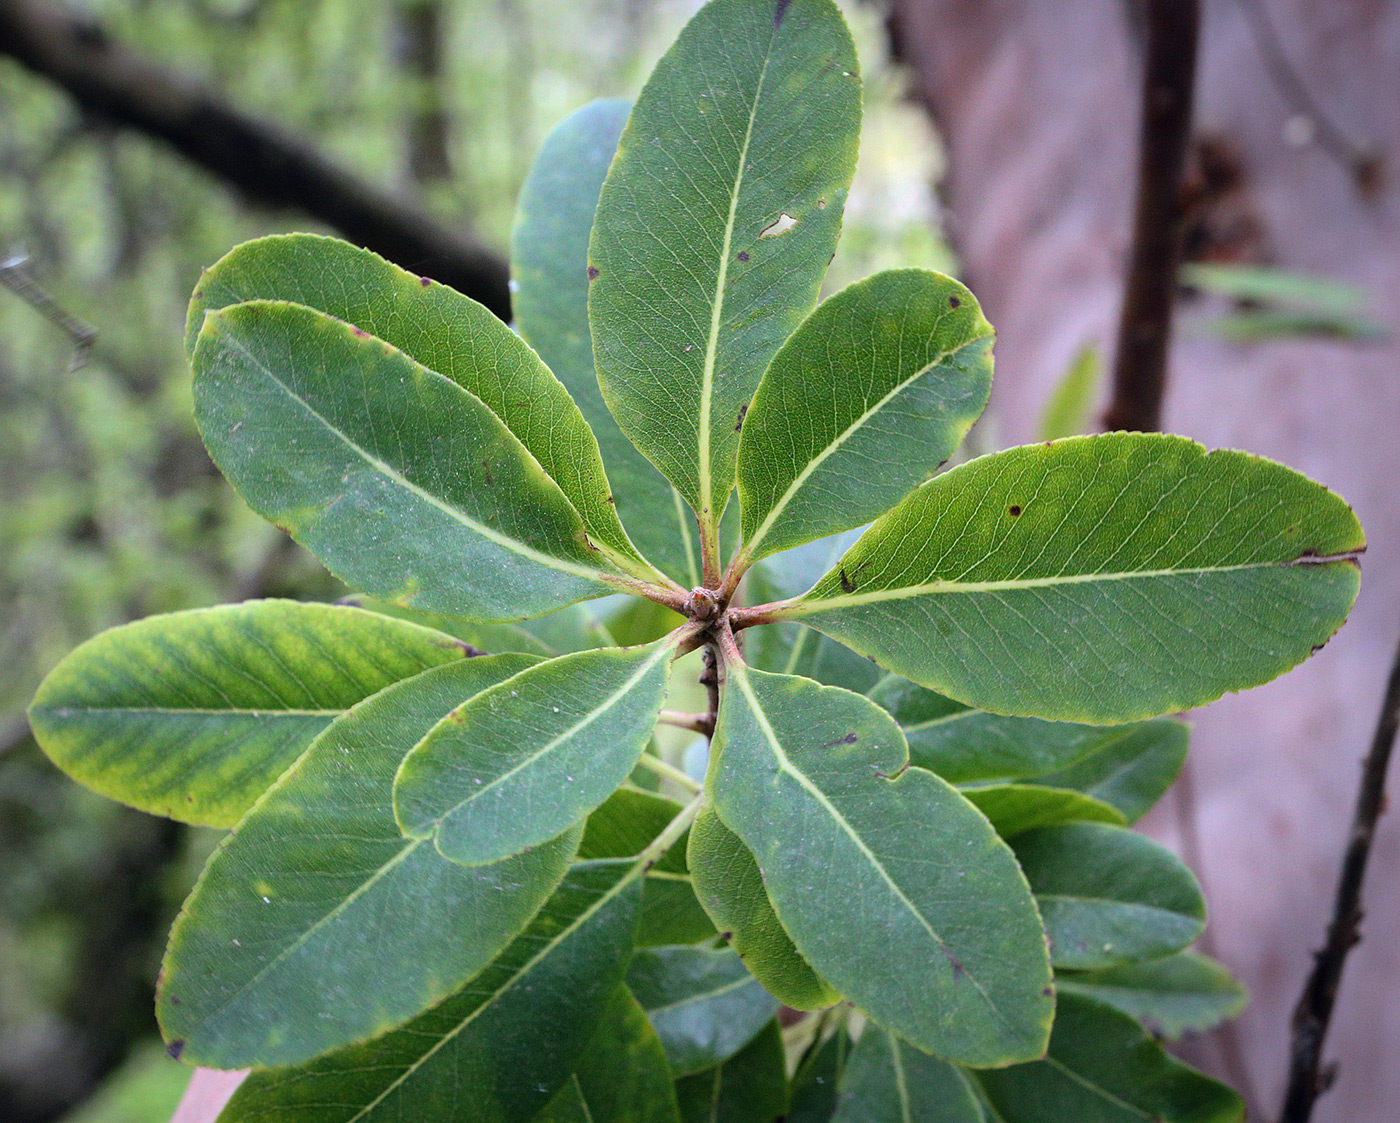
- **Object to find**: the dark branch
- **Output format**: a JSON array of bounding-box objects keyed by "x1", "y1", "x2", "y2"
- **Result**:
[
  {"x1": 1279, "y1": 624, "x2": 1400, "y2": 1122},
  {"x1": 0, "y1": 0, "x2": 511, "y2": 320},
  {"x1": 1102, "y1": 0, "x2": 1200, "y2": 433}
]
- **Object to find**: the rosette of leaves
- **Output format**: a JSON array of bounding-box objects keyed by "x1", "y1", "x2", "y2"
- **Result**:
[{"x1": 27, "y1": 1, "x2": 1361, "y2": 1120}]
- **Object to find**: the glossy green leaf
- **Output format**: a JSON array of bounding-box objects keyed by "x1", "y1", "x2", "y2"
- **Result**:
[
  {"x1": 674, "y1": 1021, "x2": 787, "y2": 1123},
  {"x1": 709, "y1": 666, "x2": 1052, "y2": 1065},
  {"x1": 788, "y1": 1027, "x2": 850, "y2": 1123},
  {"x1": 867, "y1": 674, "x2": 1185, "y2": 787},
  {"x1": 783, "y1": 434, "x2": 1365, "y2": 722},
  {"x1": 736, "y1": 270, "x2": 992, "y2": 564},
  {"x1": 1056, "y1": 952, "x2": 1248, "y2": 1040},
  {"x1": 27, "y1": 600, "x2": 467, "y2": 828},
  {"x1": 832, "y1": 1027, "x2": 985, "y2": 1123},
  {"x1": 512, "y1": 99, "x2": 702, "y2": 586},
  {"x1": 218, "y1": 860, "x2": 640, "y2": 1123},
  {"x1": 157, "y1": 656, "x2": 579, "y2": 1068},
  {"x1": 589, "y1": 0, "x2": 860, "y2": 529},
  {"x1": 1033, "y1": 720, "x2": 1189, "y2": 823},
  {"x1": 960, "y1": 784, "x2": 1126, "y2": 837},
  {"x1": 582, "y1": 787, "x2": 717, "y2": 947},
  {"x1": 746, "y1": 532, "x2": 881, "y2": 694},
  {"x1": 192, "y1": 300, "x2": 624, "y2": 623},
  {"x1": 1013, "y1": 823, "x2": 1206, "y2": 969},
  {"x1": 626, "y1": 945, "x2": 780, "y2": 1075},
  {"x1": 395, "y1": 639, "x2": 676, "y2": 866},
  {"x1": 688, "y1": 806, "x2": 838, "y2": 1010},
  {"x1": 187, "y1": 233, "x2": 651, "y2": 577},
  {"x1": 532, "y1": 988, "x2": 683, "y2": 1123},
  {"x1": 972, "y1": 994, "x2": 1245, "y2": 1123}
]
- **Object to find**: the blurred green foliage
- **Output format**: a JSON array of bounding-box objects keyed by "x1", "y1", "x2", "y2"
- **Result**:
[{"x1": 0, "y1": 2, "x2": 949, "y2": 1118}]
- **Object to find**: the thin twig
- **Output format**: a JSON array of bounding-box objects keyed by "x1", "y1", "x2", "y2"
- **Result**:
[
  {"x1": 0, "y1": 252, "x2": 97, "y2": 369},
  {"x1": 1231, "y1": 0, "x2": 1382, "y2": 195},
  {"x1": 1279, "y1": 623, "x2": 1400, "y2": 1122},
  {"x1": 1102, "y1": 0, "x2": 1200, "y2": 433},
  {"x1": 658, "y1": 709, "x2": 714, "y2": 737},
  {"x1": 699, "y1": 645, "x2": 721, "y2": 741}
]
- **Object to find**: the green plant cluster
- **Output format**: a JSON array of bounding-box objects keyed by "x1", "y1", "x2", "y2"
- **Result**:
[{"x1": 27, "y1": 1, "x2": 1363, "y2": 1120}]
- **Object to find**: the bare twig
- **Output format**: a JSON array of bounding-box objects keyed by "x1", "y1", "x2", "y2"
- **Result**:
[
  {"x1": 658, "y1": 709, "x2": 714, "y2": 737},
  {"x1": 700, "y1": 646, "x2": 721, "y2": 742},
  {"x1": 1231, "y1": 0, "x2": 1382, "y2": 196},
  {"x1": 0, "y1": 0, "x2": 511, "y2": 318},
  {"x1": 1102, "y1": 0, "x2": 1200, "y2": 433},
  {"x1": 0, "y1": 252, "x2": 97, "y2": 369},
  {"x1": 1279, "y1": 623, "x2": 1400, "y2": 1122}
]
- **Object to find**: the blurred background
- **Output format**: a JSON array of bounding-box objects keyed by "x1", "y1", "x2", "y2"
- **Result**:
[{"x1": 0, "y1": 1, "x2": 1395, "y2": 1122}]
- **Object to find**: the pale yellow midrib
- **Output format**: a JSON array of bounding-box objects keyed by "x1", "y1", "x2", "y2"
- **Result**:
[
  {"x1": 730, "y1": 665, "x2": 999, "y2": 1021},
  {"x1": 419, "y1": 642, "x2": 673, "y2": 835},
  {"x1": 697, "y1": 42, "x2": 777, "y2": 524},
  {"x1": 785, "y1": 558, "x2": 1298, "y2": 615},
  {"x1": 743, "y1": 333, "x2": 988, "y2": 562}
]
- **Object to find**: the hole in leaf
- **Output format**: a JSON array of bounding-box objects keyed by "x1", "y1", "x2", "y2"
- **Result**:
[{"x1": 759, "y1": 213, "x2": 798, "y2": 238}]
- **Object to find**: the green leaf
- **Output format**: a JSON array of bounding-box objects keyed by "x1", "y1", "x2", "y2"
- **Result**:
[
  {"x1": 581, "y1": 786, "x2": 717, "y2": 947},
  {"x1": 27, "y1": 600, "x2": 468, "y2": 828},
  {"x1": 832, "y1": 1027, "x2": 985, "y2": 1123},
  {"x1": 157, "y1": 656, "x2": 578, "y2": 1068},
  {"x1": 1038, "y1": 343, "x2": 1102, "y2": 441},
  {"x1": 783, "y1": 433, "x2": 1364, "y2": 722},
  {"x1": 192, "y1": 300, "x2": 623, "y2": 623},
  {"x1": 218, "y1": 860, "x2": 640, "y2": 1123},
  {"x1": 589, "y1": 0, "x2": 860, "y2": 530},
  {"x1": 972, "y1": 994, "x2": 1245, "y2": 1123},
  {"x1": 1012, "y1": 823, "x2": 1205, "y2": 970},
  {"x1": 746, "y1": 533, "x2": 882, "y2": 694},
  {"x1": 512, "y1": 99, "x2": 703, "y2": 586},
  {"x1": 187, "y1": 233, "x2": 651, "y2": 578},
  {"x1": 626, "y1": 945, "x2": 780, "y2": 1075},
  {"x1": 395, "y1": 639, "x2": 676, "y2": 866},
  {"x1": 675, "y1": 1021, "x2": 788, "y2": 1123},
  {"x1": 867, "y1": 675, "x2": 1185, "y2": 787},
  {"x1": 688, "y1": 806, "x2": 838, "y2": 1010},
  {"x1": 1032, "y1": 721, "x2": 1189, "y2": 823},
  {"x1": 532, "y1": 988, "x2": 683, "y2": 1123},
  {"x1": 1056, "y1": 952, "x2": 1248, "y2": 1040},
  {"x1": 960, "y1": 784, "x2": 1126, "y2": 838},
  {"x1": 788, "y1": 1027, "x2": 849, "y2": 1123},
  {"x1": 736, "y1": 270, "x2": 992, "y2": 563},
  {"x1": 709, "y1": 666, "x2": 1052, "y2": 1065}
]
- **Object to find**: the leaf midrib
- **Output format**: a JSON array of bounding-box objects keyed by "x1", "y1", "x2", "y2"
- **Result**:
[
  {"x1": 412, "y1": 642, "x2": 671, "y2": 839},
  {"x1": 789, "y1": 557, "x2": 1326, "y2": 614},
  {"x1": 743, "y1": 331, "x2": 989, "y2": 561},
  {"x1": 344, "y1": 861, "x2": 635, "y2": 1123},
  {"x1": 697, "y1": 29, "x2": 778, "y2": 523},
  {"x1": 728, "y1": 665, "x2": 1003, "y2": 1023},
  {"x1": 643, "y1": 972, "x2": 756, "y2": 1017},
  {"x1": 215, "y1": 321, "x2": 617, "y2": 587}
]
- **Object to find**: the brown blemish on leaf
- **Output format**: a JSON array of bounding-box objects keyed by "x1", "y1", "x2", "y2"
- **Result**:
[
  {"x1": 839, "y1": 567, "x2": 856, "y2": 593},
  {"x1": 774, "y1": 0, "x2": 792, "y2": 27},
  {"x1": 352, "y1": 326, "x2": 369, "y2": 337},
  {"x1": 456, "y1": 640, "x2": 488, "y2": 658},
  {"x1": 737, "y1": 250, "x2": 749, "y2": 262},
  {"x1": 822, "y1": 733, "x2": 859, "y2": 750},
  {"x1": 587, "y1": 266, "x2": 600, "y2": 280},
  {"x1": 166, "y1": 1040, "x2": 185, "y2": 1061},
  {"x1": 482, "y1": 459, "x2": 493, "y2": 486},
  {"x1": 735, "y1": 404, "x2": 748, "y2": 432},
  {"x1": 1008, "y1": 505, "x2": 1022, "y2": 517},
  {"x1": 948, "y1": 295, "x2": 961, "y2": 308},
  {"x1": 419, "y1": 275, "x2": 432, "y2": 287},
  {"x1": 1042, "y1": 986, "x2": 1054, "y2": 998}
]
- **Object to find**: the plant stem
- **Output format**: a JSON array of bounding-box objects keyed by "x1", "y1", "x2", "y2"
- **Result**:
[
  {"x1": 700, "y1": 645, "x2": 721, "y2": 740},
  {"x1": 633, "y1": 750, "x2": 702, "y2": 793},
  {"x1": 658, "y1": 709, "x2": 714, "y2": 736},
  {"x1": 1101, "y1": 0, "x2": 1200, "y2": 432},
  {"x1": 1279, "y1": 623, "x2": 1400, "y2": 1123}
]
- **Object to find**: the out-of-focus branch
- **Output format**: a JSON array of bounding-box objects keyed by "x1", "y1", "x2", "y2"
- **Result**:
[
  {"x1": 1101, "y1": 0, "x2": 1200, "y2": 432},
  {"x1": 0, "y1": 0, "x2": 511, "y2": 319},
  {"x1": 1280, "y1": 623, "x2": 1400, "y2": 1122}
]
